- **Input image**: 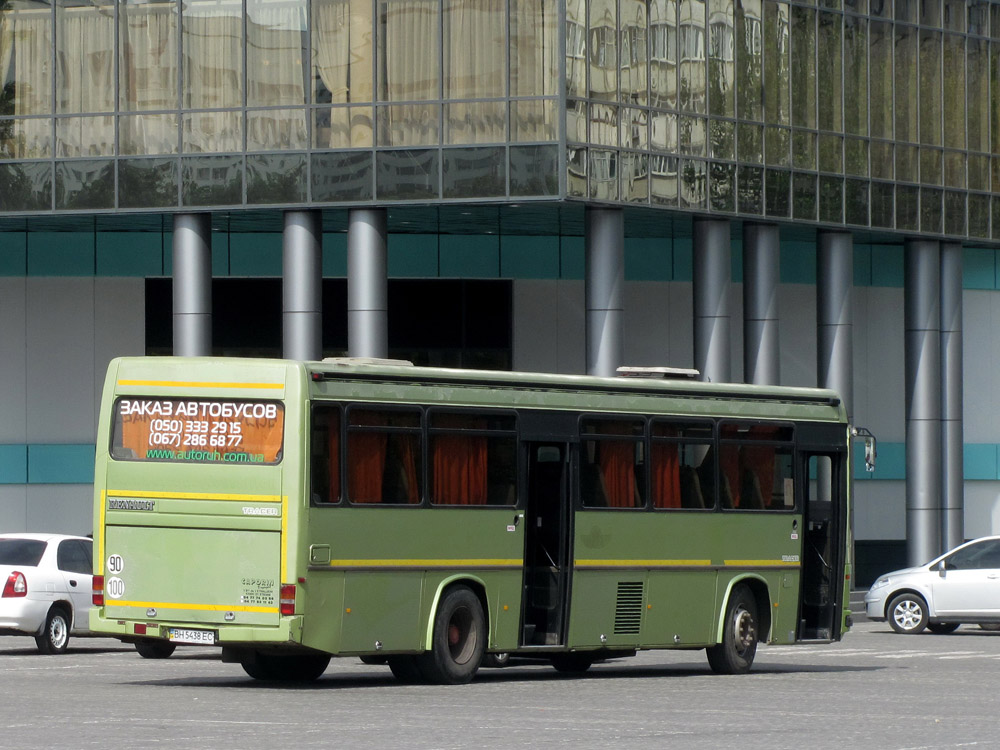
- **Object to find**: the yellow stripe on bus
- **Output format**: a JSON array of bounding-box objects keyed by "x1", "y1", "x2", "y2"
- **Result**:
[
  {"x1": 117, "y1": 379, "x2": 284, "y2": 390},
  {"x1": 328, "y1": 559, "x2": 522, "y2": 568},
  {"x1": 108, "y1": 600, "x2": 277, "y2": 614},
  {"x1": 107, "y1": 490, "x2": 283, "y2": 503},
  {"x1": 724, "y1": 560, "x2": 800, "y2": 567},
  {"x1": 575, "y1": 559, "x2": 712, "y2": 568}
]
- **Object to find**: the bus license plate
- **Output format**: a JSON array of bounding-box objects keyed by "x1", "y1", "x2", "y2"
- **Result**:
[{"x1": 168, "y1": 628, "x2": 216, "y2": 645}]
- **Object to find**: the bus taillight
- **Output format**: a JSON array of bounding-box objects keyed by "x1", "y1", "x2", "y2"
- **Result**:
[
  {"x1": 279, "y1": 583, "x2": 295, "y2": 615},
  {"x1": 93, "y1": 575, "x2": 104, "y2": 606}
]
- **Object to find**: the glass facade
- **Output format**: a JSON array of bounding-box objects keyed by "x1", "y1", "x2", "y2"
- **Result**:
[{"x1": 0, "y1": 0, "x2": 998, "y2": 241}]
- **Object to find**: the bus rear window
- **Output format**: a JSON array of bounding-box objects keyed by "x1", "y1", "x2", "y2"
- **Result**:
[{"x1": 111, "y1": 397, "x2": 284, "y2": 464}]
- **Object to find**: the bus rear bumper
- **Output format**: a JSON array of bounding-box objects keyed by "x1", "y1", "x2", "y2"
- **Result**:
[{"x1": 89, "y1": 610, "x2": 303, "y2": 646}]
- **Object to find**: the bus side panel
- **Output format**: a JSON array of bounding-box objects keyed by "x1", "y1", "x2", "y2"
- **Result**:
[
  {"x1": 341, "y1": 572, "x2": 424, "y2": 653},
  {"x1": 645, "y1": 571, "x2": 719, "y2": 646}
]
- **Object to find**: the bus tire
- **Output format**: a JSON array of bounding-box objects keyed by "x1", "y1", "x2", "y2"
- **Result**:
[
  {"x1": 35, "y1": 606, "x2": 71, "y2": 655},
  {"x1": 135, "y1": 640, "x2": 177, "y2": 659},
  {"x1": 707, "y1": 584, "x2": 758, "y2": 675},
  {"x1": 417, "y1": 585, "x2": 485, "y2": 685},
  {"x1": 387, "y1": 656, "x2": 424, "y2": 683},
  {"x1": 240, "y1": 651, "x2": 330, "y2": 681},
  {"x1": 550, "y1": 652, "x2": 593, "y2": 674}
]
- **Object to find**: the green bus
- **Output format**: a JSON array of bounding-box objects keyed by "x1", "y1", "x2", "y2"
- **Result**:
[{"x1": 91, "y1": 356, "x2": 855, "y2": 683}]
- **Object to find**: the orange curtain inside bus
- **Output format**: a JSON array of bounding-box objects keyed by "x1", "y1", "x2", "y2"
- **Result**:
[
  {"x1": 599, "y1": 440, "x2": 637, "y2": 508},
  {"x1": 720, "y1": 446, "x2": 740, "y2": 508},
  {"x1": 651, "y1": 442, "x2": 681, "y2": 508},
  {"x1": 432, "y1": 434, "x2": 488, "y2": 504},
  {"x1": 348, "y1": 431, "x2": 388, "y2": 503},
  {"x1": 740, "y1": 445, "x2": 775, "y2": 509}
]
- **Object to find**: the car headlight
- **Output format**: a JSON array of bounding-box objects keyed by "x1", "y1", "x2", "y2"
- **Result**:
[{"x1": 869, "y1": 576, "x2": 890, "y2": 591}]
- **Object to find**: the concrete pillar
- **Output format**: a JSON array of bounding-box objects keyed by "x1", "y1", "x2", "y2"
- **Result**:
[
  {"x1": 282, "y1": 210, "x2": 323, "y2": 361},
  {"x1": 816, "y1": 231, "x2": 854, "y2": 419},
  {"x1": 693, "y1": 217, "x2": 731, "y2": 383},
  {"x1": 905, "y1": 239, "x2": 942, "y2": 566},
  {"x1": 347, "y1": 208, "x2": 388, "y2": 358},
  {"x1": 742, "y1": 222, "x2": 780, "y2": 385},
  {"x1": 585, "y1": 207, "x2": 624, "y2": 377},
  {"x1": 940, "y1": 241, "x2": 964, "y2": 551},
  {"x1": 172, "y1": 213, "x2": 212, "y2": 356}
]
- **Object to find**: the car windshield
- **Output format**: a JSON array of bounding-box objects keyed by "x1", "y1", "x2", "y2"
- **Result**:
[{"x1": 0, "y1": 539, "x2": 47, "y2": 566}]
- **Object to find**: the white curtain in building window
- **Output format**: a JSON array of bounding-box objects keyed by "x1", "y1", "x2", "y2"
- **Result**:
[
  {"x1": 120, "y1": 1, "x2": 179, "y2": 154},
  {"x1": 381, "y1": 0, "x2": 437, "y2": 145},
  {"x1": 313, "y1": 0, "x2": 373, "y2": 147},
  {"x1": 183, "y1": 2, "x2": 243, "y2": 152},
  {"x1": 55, "y1": 3, "x2": 115, "y2": 156},
  {"x1": 443, "y1": 0, "x2": 505, "y2": 144},
  {"x1": 4, "y1": 8, "x2": 52, "y2": 157}
]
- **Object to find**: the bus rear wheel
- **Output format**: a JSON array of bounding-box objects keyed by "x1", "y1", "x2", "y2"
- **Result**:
[
  {"x1": 707, "y1": 584, "x2": 759, "y2": 675},
  {"x1": 240, "y1": 651, "x2": 330, "y2": 682},
  {"x1": 417, "y1": 585, "x2": 485, "y2": 685}
]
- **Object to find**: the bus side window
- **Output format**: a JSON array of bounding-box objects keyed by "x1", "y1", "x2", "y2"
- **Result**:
[
  {"x1": 580, "y1": 418, "x2": 644, "y2": 509},
  {"x1": 719, "y1": 422, "x2": 794, "y2": 511},
  {"x1": 310, "y1": 406, "x2": 341, "y2": 504},
  {"x1": 429, "y1": 411, "x2": 517, "y2": 506},
  {"x1": 650, "y1": 420, "x2": 713, "y2": 510},
  {"x1": 347, "y1": 408, "x2": 422, "y2": 505}
]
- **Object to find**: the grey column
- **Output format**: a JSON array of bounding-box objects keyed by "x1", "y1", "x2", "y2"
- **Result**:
[
  {"x1": 282, "y1": 210, "x2": 323, "y2": 361},
  {"x1": 693, "y1": 217, "x2": 731, "y2": 383},
  {"x1": 940, "y1": 241, "x2": 964, "y2": 551},
  {"x1": 347, "y1": 208, "x2": 388, "y2": 358},
  {"x1": 585, "y1": 207, "x2": 624, "y2": 377},
  {"x1": 905, "y1": 239, "x2": 942, "y2": 566},
  {"x1": 742, "y1": 222, "x2": 780, "y2": 385},
  {"x1": 816, "y1": 231, "x2": 854, "y2": 419},
  {"x1": 172, "y1": 213, "x2": 212, "y2": 356}
]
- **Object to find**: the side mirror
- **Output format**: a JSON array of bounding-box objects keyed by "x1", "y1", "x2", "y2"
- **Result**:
[
  {"x1": 937, "y1": 560, "x2": 947, "y2": 576},
  {"x1": 852, "y1": 426, "x2": 877, "y2": 472}
]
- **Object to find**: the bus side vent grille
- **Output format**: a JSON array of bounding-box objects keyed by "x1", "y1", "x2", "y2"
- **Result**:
[{"x1": 614, "y1": 581, "x2": 644, "y2": 635}]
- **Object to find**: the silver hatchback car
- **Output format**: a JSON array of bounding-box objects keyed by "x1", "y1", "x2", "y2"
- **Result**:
[{"x1": 865, "y1": 535, "x2": 1000, "y2": 634}]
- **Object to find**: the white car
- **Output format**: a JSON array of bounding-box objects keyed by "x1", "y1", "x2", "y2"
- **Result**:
[
  {"x1": 0, "y1": 533, "x2": 93, "y2": 653},
  {"x1": 865, "y1": 535, "x2": 1000, "y2": 634}
]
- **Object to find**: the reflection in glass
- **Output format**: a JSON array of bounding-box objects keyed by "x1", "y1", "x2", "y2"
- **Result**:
[
  {"x1": 919, "y1": 30, "x2": 941, "y2": 147},
  {"x1": 679, "y1": 115, "x2": 706, "y2": 155},
  {"x1": 621, "y1": 107, "x2": 648, "y2": 150},
  {"x1": 567, "y1": 146, "x2": 587, "y2": 197},
  {"x1": 737, "y1": 123, "x2": 762, "y2": 163},
  {"x1": 896, "y1": 143, "x2": 917, "y2": 182},
  {"x1": 565, "y1": 0, "x2": 586, "y2": 98},
  {"x1": 445, "y1": 0, "x2": 505, "y2": 102},
  {"x1": 895, "y1": 25, "x2": 918, "y2": 143},
  {"x1": 968, "y1": 39, "x2": 988, "y2": 154},
  {"x1": 314, "y1": 106, "x2": 374, "y2": 149},
  {"x1": 943, "y1": 33, "x2": 965, "y2": 150},
  {"x1": 120, "y1": 0, "x2": 178, "y2": 112},
  {"x1": 443, "y1": 146, "x2": 504, "y2": 198},
  {"x1": 944, "y1": 191, "x2": 965, "y2": 236},
  {"x1": 120, "y1": 113, "x2": 178, "y2": 155},
  {"x1": 0, "y1": 117, "x2": 51, "y2": 159},
  {"x1": 869, "y1": 21, "x2": 891, "y2": 139},
  {"x1": 969, "y1": 193, "x2": 989, "y2": 239},
  {"x1": 621, "y1": 152, "x2": 648, "y2": 202},
  {"x1": 736, "y1": 0, "x2": 761, "y2": 122},
  {"x1": 378, "y1": 0, "x2": 439, "y2": 102},
  {"x1": 377, "y1": 103, "x2": 439, "y2": 147},
  {"x1": 790, "y1": 5, "x2": 815, "y2": 128},
  {"x1": 0, "y1": 0, "x2": 53, "y2": 118},
  {"x1": 57, "y1": 115, "x2": 113, "y2": 157},
  {"x1": 247, "y1": 152, "x2": 307, "y2": 203},
  {"x1": 376, "y1": 148, "x2": 439, "y2": 200},
  {"x1": 920, "y1": 187, "x2": 942, "y2": 233},
  {"x1": 871, "y1": 140, "x2": 892, "y2": 180},
  {"x1": 649, "y1": 0, "x2": 677, "y2": 109},
  {"x1": 896, "y1": 184, "x2": 919, "y2": 230},
  {"x1": 969, "y1": 154, "x2": 988, "y2": 191},
  {"x1": 845, "y1": 137, "x2": 867, "y2": 176},
  {"x1": 650, "y1": 153, "x2": 678, "y2": 205},
  {"x1": 994, "y1": 197, "x2": 1000, "y2": 241},
  {"x1": 764, "y1": 167, "x2": 788, "y2": 217},
  {"x1": 589, "y1": 0, "x2": 618, "y2": 102},
  {"x1": 650, "y1": 110, "x2": 677, "y2": 151},
  {"x1": 707, "y1": 0, "x2": 733, "y2": 118},
  {"x1": 183, "y1": 111, "x2": 243, "y2": 153},
  {"x1": 119, "y1": 157, "x2": 178, "y2": 208},
  {"x1": 511, "y1": 99, "x2": 557, "y2": 142},
  {"x1": 764, "y1": 126, "x2": 788, "y2": 166},
  {"x1": 247, "y1": 108, "x2": 308, "y2": 151},
  {"x1": 183, "y1": 0, "x2": 243, "y2": 109},
  {"x1": 944, "y1": 152, "x2": 965, "y2": 189},
  {"x1": 819, "y1": 175, "x2": 842, "y2": 223},
  {"x1": 182, "y1": 154, "x2": 243, "y2": 205},
  {"x1": 247, "y1": 0, "x2": 307, "y2": 108},
  {"x1": 567, "y1": 98, "x2": 587, "y2": 142},
  {"x1": 817, "y1": 11, "x2": 841, "y2": 132},
  {"x1": 311, "y1": 151, "x2": 373, "y2": 202},
  {"x1": 679, "y1": 0, "x2": 706, "y2": 113},
  {"x1": 445, "y1": 101, "x2": 506, "y2": 145},
  {"x1": 55, "y1": 158, "x2": 114, "y2": 208},
  {"x1": 56, "y1": 0, "x2": 114, "y2": 115},
  {"x1": 792, "y1": 130, "x2": 814, "y2": 170},
  {"x1": 843, "y1": 14, "x2": 866, "y2": 136},
  {"x1": 709, "y1": 160, "x2": 733, "y2": 211},
  {"x1": 511, "y1": 0, "x2": 557, "y2": 97},
  {"x1": 792, "y1": 171, "x2": 815, "y2": 220},
  {"x1": 0, "y1": 161, "x2": 51, "y2": 210},
  {"x1": 620, "y1": 0, "x2": 648, "y2": 105},
  {"x1": 737, "y1": 164, "x2": 762, "y2": 214},
  {"x1": 313, "y1": 0, "x2": 373, "y2": 108},
  {"x1": 590, "y1": 102, "x2": 618, "y2": 147},
  {"x1": 920, "y1": 147, "x2": 941, "y2": 185},
  {"x1": 871, "y1": 181, "x2": 893, "y2": 228},
  {"x1": 679, "y1": 158, "x2": 706, "y2": 208},
  {"x1": 845, "y1": 178, "x2": 867, "y2": 225},
  {"x1": 763, "y1": 0, "x2": 789, "y2": 126},
  {"x1": 510, "y1": 144, "x2": 558, "y2": 196},
  {"x1": 589, "y1": 148, "x2": 618, "y2": 200},
  {"x1": 818, "y1": 134, "x2": 841, "y2": 173},
  {"x1": 709, "y1": 119, "x2": 733, "y2": 160}
]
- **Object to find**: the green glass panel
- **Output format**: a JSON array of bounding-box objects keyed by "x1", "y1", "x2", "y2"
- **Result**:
[
  {"x1": 376, "y1": 149, "x2": 440, "y2": 200},
  {"x1": 843, "y1": 14, "x2": 867, "y2": 136},
  {"x1": 845, "y1": 138, "x2": 867, "y2": 177},
  {"x1": 510, "y1": 145, "x2": 559, "y2": 197},
  {"x1": 920, "y1": 188, "x2": 942, "y2": 234},
  {"x1": 737, "y1": 123, "x2": 763, "y2": 164},
  {"x1": 968, "y1": 39, "x2": 990, "y2": 153},
  {"x1": 919, "y1": 30, "x2": 942, "y2": 147},
  {"x1": 119, "y1": 158, "x2": 179, "y2": 209},
  {"x1": 818, "y1": 175, "x2": 842, "y2": 223},
  {"x1": 764, "y1": 168, "x2": 789, "y2": 217},
  {"x1": 816, "y1": 11, "x2": 841, "y2": 132},
  {"x1": 736, "y1": 0, "x2": 762, "y2": 122},
  {"x1": 182, "y1": 155, "x2": 243, "y2": 207},
  {"x1": 790, "y1": 5, "x2": 815, "y2": 129},
  {"x1": 792, "y1": 130, "x2": 815, "y2": 170},
  {"x1": 871, "y1": 181, "x2": 894, "y2": 228},
  {"x1": 920, "y1": 148, "x2": 942, "y2": 185},
  {"x1": 0, "y1": 162, "x2": 51, "y2": 211},
  {"x1": 969, "y1": 194, "x2": 990, "y2": 239},
  {"x1": 764, "y1": 126, "x2": 789, "y2": 166},
  {"x1": 55, "y1": 160, "x2": 114, "y2": 209},
  {"x1": 845, "y1": 178, "x2": 868, "y2": 226},
  {"x1": 566, "y1": 0, "x2": 586, "y2": 98},
  {"x1": 679, "y1": 158, "x2": 706, "y2": 209},
  {"x1": 869, "y1": 21, "x2": 892, "y2": 140},
  {"x1": 679, "y1": 0, "x2": 706, "y2": 114},
  {"x1": 792, "y1": 172, "x2": 816, "y2": 220},
  {"x1": 818, "y1": 134, "x2": 842, "y2": 173},
  {"x1": 894, "y1": 25, "x2": 917, "y2": 144},
  {"x1": 443, "y1": 147, "x2": 505, "y2": 199},
  {"x1": 709, "y1": 119, "x2": 734, "y2": 159},
  {"x1": 944, "y1": 152, "x2": 965, "y2": 189},
  {"x1": 943, "y1": 34, "x2": 965, "y2": 150},
  {"x1": 763, "y1": 0, "x2": 790, "y2": 126},
  {"x1": 944, "y1": 191, "x2": 966, "y2": 237},
  {"x1": 737, "y1": 165, "x2": 763, "y2": 214},
  {"x1": 871, "y1": 140, "x2": 892, "y2": 180},
  {"x1": 246, "y1": 153, "x2": 308, "y2": 204},
  {"x1": 709, "y1": 161, "x2": 734, "y2": 212},
  {"x1": 312, "y1": 152, "x2": 373, "y2": 203},
  {"x1": 707, "y1": 0, "x2": 734, "y2": 118},
  {"x1": 896, "y1": 185, "x2": 919, "y2": 231}
]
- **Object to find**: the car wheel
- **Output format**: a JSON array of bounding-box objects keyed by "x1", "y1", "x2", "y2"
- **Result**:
[
  {"x1": 35, "y1": 606, "x2": 71, "y2": 654},
  {"x1": 482, "y1": 652, "x2": 510, "y2": 668},
  {"x1": 887, "y1": 593, "x2": 929, "y2": 634},
  {"x1": 978, "y1": 623, "x2": 1000, "y2": 631},
  {"x1": 135, "y1": 641, "x2": 177, "y2": 659},
  {"x1": 927, "y1": 622, "x2": 960, "y2": 634}
]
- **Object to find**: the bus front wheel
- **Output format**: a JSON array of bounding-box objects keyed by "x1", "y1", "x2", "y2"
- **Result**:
[
  {"x1": 417, "y1": 585, "x2": 485, "y2": 685},
  {"x1": 240, "y1": 651, "x2": 330, "y2": 682},
  {"x1": 707, "y1": 585, "x2": 759, "y2": 675}
]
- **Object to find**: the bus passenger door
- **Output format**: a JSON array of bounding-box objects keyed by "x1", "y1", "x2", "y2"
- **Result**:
[
  {"x1": 799, "y1": 452, "x2": 844, "y2": 641},
  {"x1": 522, "y1": 442, "x2": 571, "y2": 647}
]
